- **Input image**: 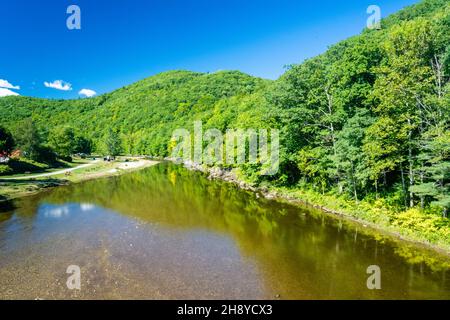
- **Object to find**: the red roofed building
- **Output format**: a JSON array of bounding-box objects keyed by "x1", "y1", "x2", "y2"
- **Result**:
[{"x1": 10, "y1": 149, "x2": 23, "y2": 159}]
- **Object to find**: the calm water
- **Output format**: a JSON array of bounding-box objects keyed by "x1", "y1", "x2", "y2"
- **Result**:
[{"x1": 0, "y1": 163, "x2": 449, "y2": 299}]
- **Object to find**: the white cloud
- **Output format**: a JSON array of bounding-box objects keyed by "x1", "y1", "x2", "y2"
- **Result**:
[
  {"x1": 78, "y1": 88, "x2": 97, "y2": 98},
  {"x1": 0, "y1": 88, "x2": 20, "y2": 97},
  {"x1": 44, "y1": 80, "x2": 72, "y2": 91},
  {"x1": 0, "y1": 79, "x2": 20, "y2": 90}
]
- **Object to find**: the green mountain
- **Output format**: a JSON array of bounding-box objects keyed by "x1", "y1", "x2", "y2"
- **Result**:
[
  {"x1": 0, "y1": 70, "x2": 271, "y2": 155},
  {"x1": 1, "y1": 0, "x2": 449, "y2": 217}
]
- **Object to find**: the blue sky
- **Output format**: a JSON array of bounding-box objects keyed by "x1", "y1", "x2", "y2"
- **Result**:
[{"x1": 1, "y1": 0, "x2": 419, "y2": 99}]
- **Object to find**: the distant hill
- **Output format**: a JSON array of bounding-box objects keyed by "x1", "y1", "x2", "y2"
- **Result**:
[{"x1": 0, "y1": 70, "x2": 271, "y2": 155}]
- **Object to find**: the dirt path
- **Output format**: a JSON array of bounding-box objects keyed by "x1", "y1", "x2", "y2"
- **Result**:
[{"x1": 1, "y1": 160, "x2": 101, "y2": 180}]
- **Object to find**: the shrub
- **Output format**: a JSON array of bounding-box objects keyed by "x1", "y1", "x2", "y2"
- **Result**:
[
  {"x1": 7, "y1": 159, "x2": 48, "y2": 174},
  {"x1": 0, "y1": 164, "x2": 13, "y2": 176}
]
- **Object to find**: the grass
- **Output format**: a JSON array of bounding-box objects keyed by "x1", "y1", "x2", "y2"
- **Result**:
[
  {"x1": 0, "y1": 178, "x2": 65, "y2": 200},
  {"x1": 0, "y1": 157, "x2": 157, "y2": 202},
  {"x1": 0, "y1": 158, "x2": 90, "y2": 179}
]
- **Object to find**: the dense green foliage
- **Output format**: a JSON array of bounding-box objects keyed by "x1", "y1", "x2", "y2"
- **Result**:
[
  {"x1": 269, "y1": 0, "x2": 450, "y2": 217},
  {"x1": 48, "y1": 126, "x2": 92, "y2": 160},
  {"x1": 13, "y1": 118, "x2": 57, "y2": 164},
  {"x1": 103, "y1": 128, "x2": 122, "y2": 157},
  {"x1": 0, "y1": 126, "x2": 15, "y2": 156},
  {"x1": 0, "y1": 0, "x2": 449, "y2": 225},
  {"x1": 0, "y1": 70, "x2": 270, "y2": 157}
]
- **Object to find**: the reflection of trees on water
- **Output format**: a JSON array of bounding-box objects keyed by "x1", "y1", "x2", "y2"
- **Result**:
[{"x1": 3, "y1": 163, "x2": 450, "y2": 299}]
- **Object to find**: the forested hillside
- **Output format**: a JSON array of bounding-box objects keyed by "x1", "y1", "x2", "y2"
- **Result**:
[
  {"x1": 271, "y1": 0, "x2": 450, "y2": 214},
  {"x1": 1, "y1": 0, "x2": 449, "y2": 239},
  {"x1": 0, "y1": 70, "x2": 270, "y2": 156}
]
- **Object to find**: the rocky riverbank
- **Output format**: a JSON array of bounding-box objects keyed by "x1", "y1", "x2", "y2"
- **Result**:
[{"x1": 170, "y1": 159, "x2": 450, "y2": 256}]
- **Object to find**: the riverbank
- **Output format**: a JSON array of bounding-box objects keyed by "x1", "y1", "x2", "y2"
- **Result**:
[
  {"x1": 2, "y1": 158, "x2": 449, "y2": 256},
  {"x1": 179, "y1": 161, "x2": 450, "y2": 256},
  {"x1": 0, "y1": 158, "x2": 159, "y2": 203}
]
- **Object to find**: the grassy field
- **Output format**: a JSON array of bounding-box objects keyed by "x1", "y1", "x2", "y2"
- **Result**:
[
  {"x1": 0, "y1": 157, "x2": 158, "y2": 202},
  {"x1": 0, "y1": 158, "x2": 91, "y2": 178}
]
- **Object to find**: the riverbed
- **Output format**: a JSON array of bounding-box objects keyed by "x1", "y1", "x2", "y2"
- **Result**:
[{"x1": 0, "y1": 163, "x2": 449, "y2": 299}]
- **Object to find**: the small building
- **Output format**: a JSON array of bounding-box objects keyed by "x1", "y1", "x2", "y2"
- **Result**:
[
  {"x1": 10, "y1": 149, "x2": 24, "y2": 159},
  {"x1": 0, "y1": 151, "x2": 10, "y2": 164}
]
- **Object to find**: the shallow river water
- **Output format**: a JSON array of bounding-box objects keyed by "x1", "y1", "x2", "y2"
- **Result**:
[{"x1": 0, "y1": 163, "x2": 449, "y2": 299}]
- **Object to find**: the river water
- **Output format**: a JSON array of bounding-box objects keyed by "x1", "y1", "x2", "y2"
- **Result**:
[{"x1": 0, "y1": 163, "x2": 449, "y2": 299}]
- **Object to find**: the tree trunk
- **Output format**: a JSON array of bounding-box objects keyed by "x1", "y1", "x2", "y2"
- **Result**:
[
  {"x1": 374, "y1": 179, "x2": 378, "y2": 200},
  {"x1": 407, "y1": 118, "x2": 414, "y2": 208},
  {"x1": 420, "y1": 171, "x2": 424, "y2": 209},
  {"x1": 351, "y1": 162, "x2": 358, "y2": 203},
  {"x1": 325, "y1": 85, "x2": 340, "y2": 188},
  {"x1": 400, "y1": 164, "x2": 407, "y2": 208}
]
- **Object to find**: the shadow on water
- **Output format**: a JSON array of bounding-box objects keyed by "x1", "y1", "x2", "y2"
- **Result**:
[
  {"x1": 0, "y1": 178, "x2": 67, "y2": 185},
  {"x1": 0, "y1": 199, "x2": 15, "y2": 211},
  {"x1": 0, "y1": 163, "x2": 449, "y2": 299},
  {"x1": 0, "y1": 198, "x2": 15, "y2": 223},
  {"x1": 0, "y1": 178, "x2": 67, "y2": 222}
]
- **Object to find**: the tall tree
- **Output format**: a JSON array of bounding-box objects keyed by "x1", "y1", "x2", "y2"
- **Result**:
[
  {"x1": 335, "y1": 110, "x2": 374, "y2": 201},
  {"x1": 411, "y1": 127, "x2": 450, "y2": 217},
  {"x1": 14, "y1": 118, "x2": 42, "y2": 161},
  {"x1": 369, "y1": 18, "x2": 436, "y2": 207},
  {"x1": 48, "y1": 126, "x2": 77, "y2": 160},
  {"x1": 104, "y1": 128, "x2": 122, "y2": 157},
  {"x1": 0, "y1": 126, "x2": 15, "y2": 157}
]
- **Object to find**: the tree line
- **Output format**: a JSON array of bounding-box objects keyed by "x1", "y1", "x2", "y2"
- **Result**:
[
  {"x1": 0, "y1": 119, "x2": 123, "y2": 164},
  {"x1": 269, "y1": 2, "x2": 450, "y2": 216}
]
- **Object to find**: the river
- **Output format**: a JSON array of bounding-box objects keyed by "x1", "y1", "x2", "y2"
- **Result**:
[{"x1": 0, "y1": 163, "x2": 449, "y2": 299}]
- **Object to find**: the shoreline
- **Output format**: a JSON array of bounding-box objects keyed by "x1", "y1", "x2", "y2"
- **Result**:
[
  {"x1": 1, "y1": 158, "x2": 449, "y2": 258},
  {"x1": 0, "y1": 159, "x2": 159, "y2": 203},
  {"x1": 177, "y1": 161, "x2": 450, "y2": 258}
]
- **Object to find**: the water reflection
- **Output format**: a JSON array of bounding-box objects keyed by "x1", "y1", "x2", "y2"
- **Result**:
[
  {"x1": 0, "y1": 163, "x2": 449, "y2": 299},
  {"x1": 42, "y1": 205, "x2": 71, "y2": 219}
]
